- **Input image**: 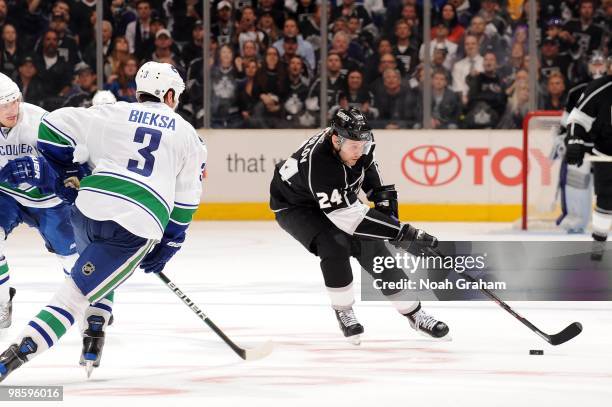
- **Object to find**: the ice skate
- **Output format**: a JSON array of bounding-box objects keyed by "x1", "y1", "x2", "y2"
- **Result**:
[
  {"x1": 79, "y1": 315, "x2": 106, "y2": 378},
  {"x1": 0, "y1": 337, "x2": 36, "y2": 382},
  {"x1": 334, "y1": 308, "x2": 364, "y2": 345},
  {"x1": 0, "y1": 287, "x2": 16, "y2": 329},
  {"x1": 405, "y1": 303, "x2": 450, "y2": 340}
]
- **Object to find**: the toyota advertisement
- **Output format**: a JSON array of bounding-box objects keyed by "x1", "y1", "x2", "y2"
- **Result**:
[{"x1": 198, "y1": 129, "x2": 558, "y2": 210}]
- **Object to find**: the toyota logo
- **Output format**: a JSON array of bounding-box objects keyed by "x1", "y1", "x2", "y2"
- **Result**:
[{"x1": 402, "y1": 145, "x2": 461, "y2": 186}]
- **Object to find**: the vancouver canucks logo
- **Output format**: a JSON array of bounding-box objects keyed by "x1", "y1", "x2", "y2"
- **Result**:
[{"x1": 82, "y1": 262, "x2": 95, "y2": 276}]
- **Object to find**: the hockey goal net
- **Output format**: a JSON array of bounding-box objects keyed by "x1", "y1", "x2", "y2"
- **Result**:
[{"x1": 520, "y1": 110, "x2": 564, "y2": 230}]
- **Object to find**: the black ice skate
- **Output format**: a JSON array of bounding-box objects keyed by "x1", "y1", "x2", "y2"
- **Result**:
[
  {"x1": 334, "y1": 308, "x2": 364, "y2": 345},
  {"x1": 405, "y1": 303, "x2": 450, "y2": 340},
  {"x1": 0, "y1": 337, "x2": 37, "y2": 382},
  {"x1": 0, "y1": 287, "x2": 16, "y2": 329},
  {"x1": 80, "y1": 315, "x2": 106, "y2": 378},
  {"x1": 591, "y1": 234, "x2": 607, "y2": 261}
]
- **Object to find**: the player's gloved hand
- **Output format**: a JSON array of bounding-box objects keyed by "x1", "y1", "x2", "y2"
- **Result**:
[
  {"x1": 140, "y1": 235, "x2": 185, "y2": 274},
  {"x1": 53, "y1": 164, "x2": 89, "y2": 204},
  {"x1": 368, "y1": 184, "x2": 399, "y2": 220},
  {"x1": 391, "y1": 224, "x2": 441, "y2": 257},
  {"x1": 565, "y1": 137, "x2": 586, "y2": 166},
  {"x1": 0, "y1": 156, "x2": 56, "y2": 188}
]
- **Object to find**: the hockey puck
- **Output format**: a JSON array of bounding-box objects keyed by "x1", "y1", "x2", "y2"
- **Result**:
[{"x1": 529, "y1": 350, "x2": 544, "y2": 355}]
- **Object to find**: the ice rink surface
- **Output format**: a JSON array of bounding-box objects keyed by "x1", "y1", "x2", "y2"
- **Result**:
[{"x1": 0, "y1": 221, "x2": 610, "y2": 407}]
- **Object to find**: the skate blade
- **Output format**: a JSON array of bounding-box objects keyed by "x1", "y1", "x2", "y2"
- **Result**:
[
  {"x1": 347, "y1": 334, "x2": 361, "y2": 346},
  {"x1": 84, "y1": 361, "x2": 95, "y2": 379},
  {"x1": 416, "y1": 330, "x2": 452, "y2": 342}
]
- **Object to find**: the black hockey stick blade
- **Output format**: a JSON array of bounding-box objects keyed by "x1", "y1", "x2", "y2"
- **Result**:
[{"x1": 548, "y1": 322, "x2": 583, "y2": 346}]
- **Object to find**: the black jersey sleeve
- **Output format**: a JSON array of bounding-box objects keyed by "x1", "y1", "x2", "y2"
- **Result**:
[
  {"x1": 361, "y1": 148, "x2": 385, "y2": 196},
  {"x1": 566, "y1": 78, "x2": 612, "y2": 147}
]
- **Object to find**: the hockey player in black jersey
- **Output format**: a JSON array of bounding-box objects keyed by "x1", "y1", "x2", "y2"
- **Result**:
[
  {"x1": 565, "y1": 57, "x2": 612, "y2": 260},
  {"x1": 554, "y1": 52, "x2": 609, "y2": 233},
  {"x1": 270, "y1": 107, "x2": 449, "y2": 344}
]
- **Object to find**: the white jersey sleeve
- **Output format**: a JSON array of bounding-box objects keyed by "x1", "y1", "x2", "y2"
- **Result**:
[
  {"x1": 39, "y1": 101, "x2": 205, "y2": 240},
  {"x1": 0, "y1": 103, "x2": 63, "y2": 208}
]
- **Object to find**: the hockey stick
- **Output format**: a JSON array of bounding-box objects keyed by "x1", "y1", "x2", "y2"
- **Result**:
[
  {"x1": 462, "y1": 273, "x2": 582, "y2": 346},
  {"x1": 157, "y1": 272, "x2": 274, "y2": 360}
]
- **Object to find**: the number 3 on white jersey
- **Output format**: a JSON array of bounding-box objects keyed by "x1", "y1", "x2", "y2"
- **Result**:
[{"x1": 317, "y1": 189, "x2": 343, "y2": 208}]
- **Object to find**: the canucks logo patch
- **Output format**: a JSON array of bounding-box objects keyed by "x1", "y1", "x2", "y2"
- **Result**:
[{"x1": 82, "y1": 262, "x2": 96, "y2": 276}]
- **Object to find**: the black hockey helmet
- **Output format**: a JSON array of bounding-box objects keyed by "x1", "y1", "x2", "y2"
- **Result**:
[{"x1": 331, "y1": 107, "x2": 373, "y2": 143}]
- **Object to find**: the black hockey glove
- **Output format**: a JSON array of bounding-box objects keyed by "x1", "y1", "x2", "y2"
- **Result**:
[
  {"x1": 565, "y1": 137, "x2": 586, "y2": 166},
  {"x1": 368, "y1": 184, "x2": 398, "y2": 220},
  {"x1": 391, "y1": 224, "x2": 441, "y2": 257}
]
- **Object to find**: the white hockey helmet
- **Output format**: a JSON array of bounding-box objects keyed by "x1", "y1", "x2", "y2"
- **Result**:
[
  {"x1": 92, "y1": 90, "x2": 117, "y2": 105},
  {"x1": 0, "y1": 73, "x2": 21, "y2": 105},
  {"x1": 135, "y1": 61, "x2": 185, "y2": 106}
]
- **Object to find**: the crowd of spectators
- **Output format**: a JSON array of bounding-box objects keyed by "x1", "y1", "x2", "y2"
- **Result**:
[{"x1": 0, "y1": 0, "x2": 609, "y2": 129}]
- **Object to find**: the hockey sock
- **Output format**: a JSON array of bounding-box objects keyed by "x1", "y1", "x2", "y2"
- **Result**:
[
  {"x1": 0, "y1": 256, "x2": 8, "y2": 303},
  {"x1": 83, "y1": 291, "x2": 114, "y2": 332},
  {"x1": 14, "y1": 278, "x2": 88, "y2": 361},
  {"x1": 386, "y1": 294, "x2": 420, "y2": 315},
  {"x1": 326, "y1": 282, "x2": 355, "y2": 310},
  {"x1": 591, "y1": 209, "x2": 612, "y2": 239}
]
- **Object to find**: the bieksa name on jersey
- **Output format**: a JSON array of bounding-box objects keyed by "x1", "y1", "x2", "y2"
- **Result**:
[
  {"x1": 0, "y1": 144, "x2": 34, "y2": 156},
  {"x1": 128, "y1": 109, "x2": 176, "y2": 130}
]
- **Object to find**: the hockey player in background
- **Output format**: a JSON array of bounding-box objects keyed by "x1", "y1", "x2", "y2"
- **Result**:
[
  {"x1": 0, "y1": 73, "x2": 79, "y2": 329},
  {"x1": 270, "y1": 107, "x2": 449, "y2": 344},
  {"x1": 0, "y1": 61, "x2": 207, "y2": 381},
  {"x1": 565, "y1": 57, "x2": 612, "y2": 260},
  {"x1": 554, "y1": 52, "x2": 609, "y2": 233}
]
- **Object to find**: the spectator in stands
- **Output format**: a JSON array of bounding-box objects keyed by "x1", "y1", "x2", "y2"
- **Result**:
[
  {"x1": 539, "y1": 71, "x2": 567, "y2": 110},
  {"x1": 181, "y1": 20, "x2": 204, "y2": 68},
  {"x1": 420, "y1": 22, "x2": 458, "y2": 71},
  {"x1": 392, "y1": 19, "x2": 419, "y2": 76},
  {"x1": 545, "y1": 17, "x2": 574, "y2": 55},
  {"x1": 460, "y1": 15, "x2": 505, "y2": 64},
  {"x1": 282, "y1": 55, "x2": 313, "y2": 127},
  {"x1": 109, "y1": 0, "x2": 135, "y2": 37},
  {"x1": 0, "y1": 24, "x2": 21, "y2": 80},
  {"x1": 332, "y1": 0, "x2": 373, "y2": 29},
  {"x1": 210, "y1": 44, "x2": 241, "y2": 128},
  {"x1": 108, "y1": 36, "x2": 130, "y2": 77},
  {"x1": 34, "y1": 30, "x2": 73, "y2": 105},
  {"x1": 497, "y1": 79, "x2": 530, "y2": 129},
  {"x1": 562, "y1": 0, "x2": 604, "y2": 59},
  {"x1": 371, "y1": 68, "x2": 419, "y2": 129},
  {"x1": 365, "y1": 37, "x2": 393, "y2": 82},
  {"x1": 105, "y1": 55, "x2": 138, "y2": 102},
  {"x1": 237, "y1": 6, "x2": 267, "y2": 58},
  {"x1": 465, "y1": 51, "x2": 507, "y2": 128},
  {"x1": 235, "y1": 39, "x2": 260, "y2": 77},
  {"x1": 256, "y1": 0, "x2": 284, "y2": 30},
  {"x1": 437, "y1": 3, "x2": 465, "y2": 44},
  {"x1": 212, "y1": 0, "x2": 235, "y2": 47},
  {"x1": 427, "y1": 68, "x2": 461, "y2": 129},
  {"x1": 15, "y1": 56, "x2": 44, "y2": 106},
  {"x1": 274, "y1": 17, "x2": 315, "y2": 73},
  {"x1": 431, "y1": 43, "x2": 453, "y2": 82},
  {"x1": 279, "y1": 35, "x2": 300, "y2": 69},
  {"x1": 125, "y1": 0, "x2": 153, "y2": 54},
  {"x1": 500, "y1": 42, "x2": 526, "y2": 89},
  {"x1": 63, "y1": 62, "x2": 98, "y2": 107},
  {"x1": 339, "y1": 69, "x2": 378, "y2": 120},
  {"x1": 539, "y1": 36, "x2": 573, "y2": 86},
  {"x1": 83, "y1": 20, "x2": 113, "y2": 79},
  {"x1": 452, "y1": 34, "x2": 483, "y2": 104},
  {"x1": 511, "y1": 24, "x2": 529, "y2": 53},
  {"x1": 478, "y1": 0, "x2": 509, "y2": 37},
  {"x1": 299, "y1": 3, "x2": 321, "y2": 53},
  {"x1": 331, "y1": 30, "x2": 363, "y2": 75},
  {"x1": 258, "y1": 11, "x2": 281, "y2": 45},
  {"x1": 253, "y1": 46, "x2": 287, "y2": 128},
  {"x1": 370, "y1": 52, "x2": 401, "y2": 90},
  {"x1": 73, "y1": 0, "x2": 111, "y2": 51},
  {"x1": 150, "y1": 29, "x2": 183, "y2": 70},
  {"x1": 44, "y1": 11, "x2": 82, "y2": 66},
  {"x1": 306, "y1": 52, "x2": 347, "y2": 124},
  {"x1": 171, "y1": 0, "x2": 202, "y2": 43},
  {"x1": 10, "y1": 0, "x2": 46, "y2": 50},
  {"x1": 238, "y1": 57, "x2": 263, "y2": 128},
  {"x1": 294, "y1": 0, "x2": 317, "y2": 25},
  {"x1": 448, "y1": 0, "x2": 478, "y2": 27}
]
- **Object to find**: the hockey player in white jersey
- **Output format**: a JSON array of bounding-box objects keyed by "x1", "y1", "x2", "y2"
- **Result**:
[
  {"x1": 0, "y1": 61, "x2": 207, "y2": 381},
  {"x1": 0, "y1": 73, "x2": 79, "y2": 329}
]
